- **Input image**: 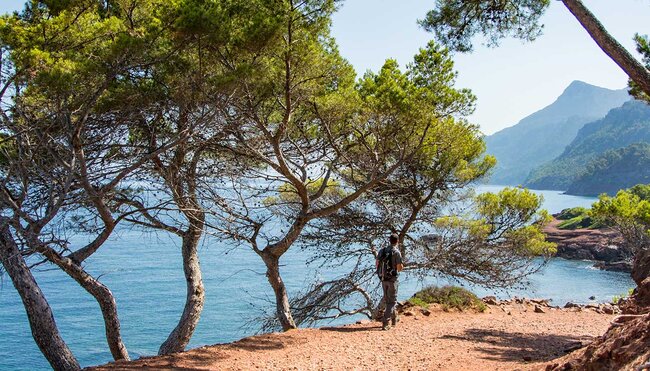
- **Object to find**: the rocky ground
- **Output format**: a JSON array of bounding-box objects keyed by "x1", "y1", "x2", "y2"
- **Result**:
[{"x1": 89, "y1": 299, "x2": 625, "y2": 371}]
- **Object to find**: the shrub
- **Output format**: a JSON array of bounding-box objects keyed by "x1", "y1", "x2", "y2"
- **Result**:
[
  {"x1": 557, "y1": 207, "x2": 588, "y2": 220},
  {"x1": 407, "y1": 297, "x2": 429, "y2": 308},
  {"x1": 556, "y1": 207, "x2": 603, "y2": 229},
  {"x1": 612, "y1": 287, "x2": 636, "y2": 305},
  {"x1": 410, "y1": 285, "x2": 486, "y2": 312}
]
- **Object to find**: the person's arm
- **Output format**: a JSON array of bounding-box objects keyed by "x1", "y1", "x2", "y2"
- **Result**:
[{"x1": 395, "y1": 249, "x2": 404, "y2": 272}]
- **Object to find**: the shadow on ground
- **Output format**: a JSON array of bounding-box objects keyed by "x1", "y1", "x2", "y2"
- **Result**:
[
  {"x1": 88, "y1": 337, "x2": 292, "y2": 370},
  {"x1": 319, "y1": 325, "x2": 382, "y2": 333},
  {"x1": 440, "y1": 328, "x2": 592, "y2": 362}
]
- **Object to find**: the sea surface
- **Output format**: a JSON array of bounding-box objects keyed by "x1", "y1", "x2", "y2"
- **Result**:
[{"x1": 0, "y1": 186, "x2": 635, "y2": 370}]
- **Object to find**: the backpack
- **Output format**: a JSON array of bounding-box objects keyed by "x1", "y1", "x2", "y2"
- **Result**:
[{"x1": 377, "y1": 247, "x2": 397, "y2": 281}]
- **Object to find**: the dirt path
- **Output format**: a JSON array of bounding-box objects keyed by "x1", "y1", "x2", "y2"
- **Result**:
[{"x1": 90, "y1": 304, "x2": 613, "y2": 371}]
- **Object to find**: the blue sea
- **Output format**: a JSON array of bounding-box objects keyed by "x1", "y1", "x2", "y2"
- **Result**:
[{"x1": 0, "y1": 186, "x2": 635, "y2": 370}]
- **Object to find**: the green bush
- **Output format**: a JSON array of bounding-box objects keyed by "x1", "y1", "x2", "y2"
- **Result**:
[
  {"x1": 407, "y1": 297, "x2": 429, "y2": 309},
  {"x1": 556, "y1": 207, "x2": 603, "y2": 229},
  {"x1": 557, "y1": 207, "x2": 588, "y2": 220},
  {"x1": 612, "y1": 287, "x2": 635, "y2": 305},
  {"x1": 410, "y1": 285, "x2": 486, "y2": 312}
]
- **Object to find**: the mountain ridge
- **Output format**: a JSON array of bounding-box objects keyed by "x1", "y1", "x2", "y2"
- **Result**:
[{"x1": 485, "y1": 81, "x2": 630, "y2": 185}]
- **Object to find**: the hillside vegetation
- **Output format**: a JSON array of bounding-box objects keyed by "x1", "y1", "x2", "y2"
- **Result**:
[
  {"x1": 567, "y1": 143, "x2": 650, "y2": 196},
  {"x1": 485, "y1": 81, "x2": 629, "y2": 185},
  {"x1": 525, "y1": 100, "x2": 650, "y2": 192}
]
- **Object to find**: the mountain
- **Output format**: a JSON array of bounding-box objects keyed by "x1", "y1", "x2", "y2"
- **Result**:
[
  {"x1": 485, "y1": 81, "x2": 630, "y2": 185},
  {"x1": 565, "y1": 142, "x2": 650, "y2": 196},
  {"x1": 525, "y1": 100, "x2": 650, "y2": 191}
]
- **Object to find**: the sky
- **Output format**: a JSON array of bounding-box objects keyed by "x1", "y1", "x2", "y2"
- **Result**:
[
  {"x1": 1, "y1": 0, "x2": 648, "y2": 134},
  {"x1": 331, "y1": 0, "x2": 649, "y2": 134}
]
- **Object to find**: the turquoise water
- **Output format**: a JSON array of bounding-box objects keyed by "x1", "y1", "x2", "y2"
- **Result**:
[{"x1": 0, "y1": 186, "x2": 634, "y2": 370}]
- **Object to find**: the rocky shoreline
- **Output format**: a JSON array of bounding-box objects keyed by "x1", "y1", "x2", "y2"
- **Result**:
[{"x1": 543, "y1": 217, "x2": 633, "y2": 272}]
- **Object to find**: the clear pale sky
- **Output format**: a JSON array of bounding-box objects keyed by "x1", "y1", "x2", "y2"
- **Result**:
[{"x1": 2, "y1": 1, "x2": 648, "y2": 134}]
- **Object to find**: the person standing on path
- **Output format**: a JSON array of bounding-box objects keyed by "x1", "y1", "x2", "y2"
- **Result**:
[{"x1": 376, "y1": 233, "x2": 404, "y2": 330}]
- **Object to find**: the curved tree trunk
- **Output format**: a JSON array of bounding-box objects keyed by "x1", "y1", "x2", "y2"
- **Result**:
[
  {"x1": 561, "y1": 0, "x2": 650, "y2": 97},
  {"x1": 40, "y1": 250, "x2": 129, "y2": 361},
  {"x1": 80, "y1": 278, "x2": 129, "y2": 361},
  {"x1": 0, "y1": 225, "x2": 80, "y2": 371},
  {"x1": 158, "y1": 226, "x2": 205, "y2": 355},
  {"x1": 261, "y1": 252, "x2": 297, "y2": 331}
]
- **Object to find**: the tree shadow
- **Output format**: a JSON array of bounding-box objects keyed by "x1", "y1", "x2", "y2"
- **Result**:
[
  {"x1": 88, "y1": 347, "x2": 232, "y2": 371},
  {"x1": 229, "y1": 336, "x2": 287, "y2": 351},
  {"x1": 319, "y1": 325, "x2": 382, "y2": 332},
  {"x1": 439, "y1": 328, "x2": 592, "y2": 362},
  {"x1": 88, "y1": 337, "x2": 292, "y2": 370}
]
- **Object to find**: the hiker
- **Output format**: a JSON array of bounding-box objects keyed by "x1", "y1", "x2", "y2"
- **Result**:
[{"x1": 376, "y1": 233, "x2": 404, "y2": 330}]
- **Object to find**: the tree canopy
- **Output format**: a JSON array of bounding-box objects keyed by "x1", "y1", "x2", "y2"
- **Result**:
[{"x1": 1, "y1": 0, "x2": 558, "y2": 367}]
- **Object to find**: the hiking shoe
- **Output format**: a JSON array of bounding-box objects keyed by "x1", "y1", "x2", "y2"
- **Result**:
[
  {"x1": 391, "y1": 315, "x2": 399, "y2": 326},
  {"x1": 382, "y1": 323, "x2": 391, "y2": 331}
]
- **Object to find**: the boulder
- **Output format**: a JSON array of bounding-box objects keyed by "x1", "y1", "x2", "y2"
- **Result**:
[
  {"x1": 632, "y1": 248, "x2": 650, "y2": 286},
  {"x1": 636, "y1": 277, "x2": 650, "y2": 308},
  {"x1": 593, "y1": 260, "x2": 633, "y2": 272}
]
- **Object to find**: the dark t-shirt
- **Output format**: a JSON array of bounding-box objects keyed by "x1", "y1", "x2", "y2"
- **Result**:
[{"x1": 378, "y1": 245, "x2": 403, "y2": 281}]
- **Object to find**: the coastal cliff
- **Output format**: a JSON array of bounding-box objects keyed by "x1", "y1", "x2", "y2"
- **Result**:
[{"x1": 543, "y1": 217, "x2": 633, "y2": 272}]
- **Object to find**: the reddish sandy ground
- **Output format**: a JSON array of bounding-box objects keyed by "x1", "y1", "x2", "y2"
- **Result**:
[{"x1": 90, "y1": 303, "x2": 615, "y2": 371}]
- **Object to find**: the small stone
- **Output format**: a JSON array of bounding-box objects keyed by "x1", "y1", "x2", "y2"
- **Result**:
[
  {"x1": 507, "y1": 311, "x2": 512, "y2": 315},
  {"x1": 421, "y1": 309, "x2": 431, "y2": 316},
  {"x1": 534, "y1": 305, "x2": 546, "y2": 313},
  {"x1": 404, "y1": 311, "x2": 414, "y2": 316},
  {"x1": 483, "y1": 296, "x2": 498, "y2": 305},
  {"x1": 523, "y1": 355, "x2": 533, "y2": 362},
  {"x1": 589, "y1": 295, "x2": 596, "y2": 300}
]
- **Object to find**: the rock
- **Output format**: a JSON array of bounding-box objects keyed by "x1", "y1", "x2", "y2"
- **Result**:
[
  {"x1": 507, "y1": 311, "x2": 512, "y2": 316},
  {"x1": 602, "y1": 305, "x2": 615, "y2": 315},
  {"x1": 544, "y1": 219, "x2": 633, "y2": 266},
  {"x1": 633, "y1": 277, "x2": 650, "y2": 308},
  {"x1": 632, "y1": 248, "x2": 650, "y2": 286},
  {"x1": 563, "y1": 341, "x2": 584, "y2": 353},
  {"x1": 483, "y1": 296, "x2": 498, "y2": 305},
  {"x1": 594, "y1": 260, "x2": 633, "y2": 272},
  {"x1": 523, "y1": 355, "x2": 533, "y2": 362},
  {"x1": 420, "y1": 309, "x2": 431, "y2": 316},
  {"x1": 589, "y1": 296, "x2": 596, "y2": 300},
  {"x1": 534, "y1": 305, "x2": 546, "y2": 313},
  {"x1": 530, "y1": 298, "x2": 551, "y2": 306},
  {"x1": 404, "y1": 311, "x2": 414, "y2": 317},
  {"x1": 564, "y1": 302, "x2": 581, "y2": 308}
]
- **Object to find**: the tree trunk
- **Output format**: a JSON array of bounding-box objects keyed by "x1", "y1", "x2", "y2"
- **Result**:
[
  {"x1": 261, "y1": 252, "x2": 297, "y2": 331},
  {"x1": 40, "y1": 250, "x2": 129, "y2": 361},
  {"x1": 158, "y1": 229, "x2": 205, "y2": 355},
  {"x1": 0, "y1": 225, "x2": 80, "y2": 371},
  {"x1": 561, "y1": 0, "x2": 650, "y2": 97},
  {"x1": 81, "y1": 278, "x2": 129, "y2": 361}
]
